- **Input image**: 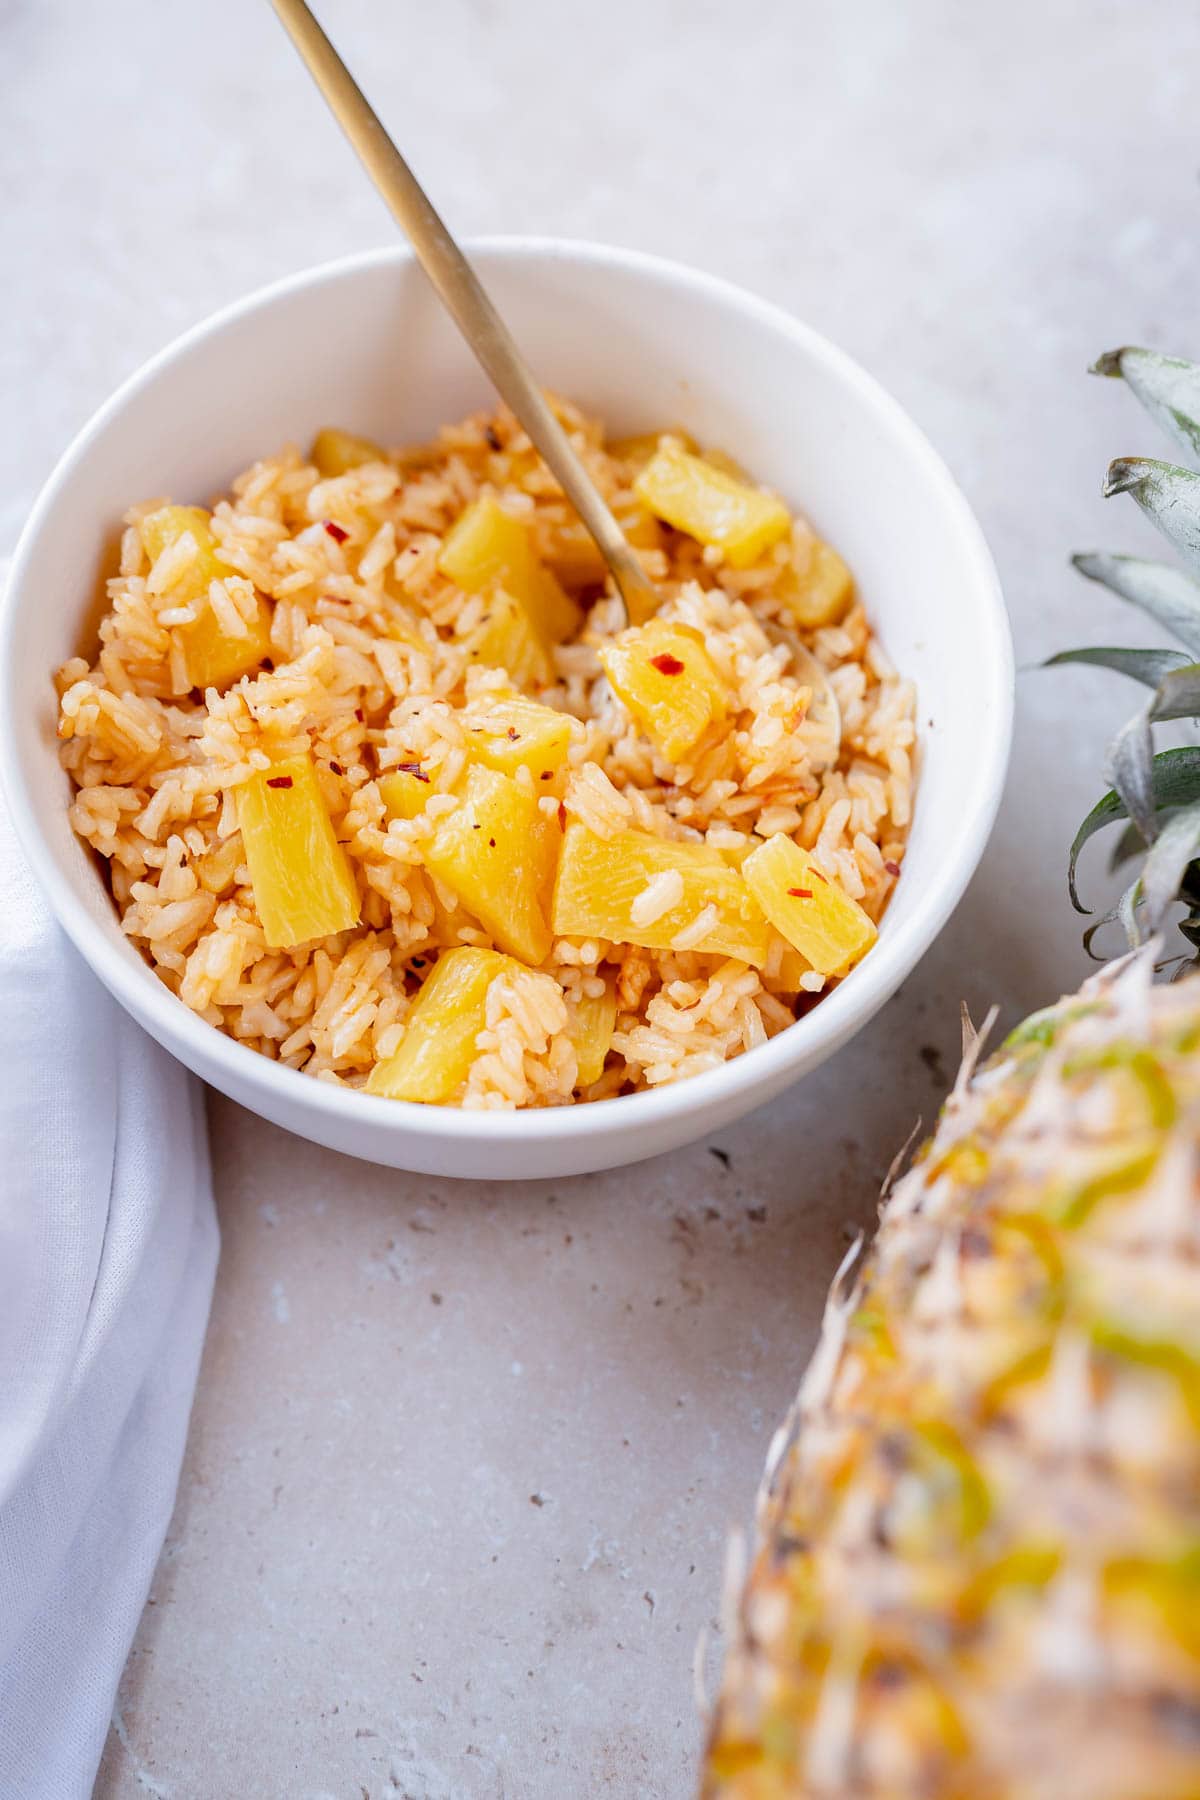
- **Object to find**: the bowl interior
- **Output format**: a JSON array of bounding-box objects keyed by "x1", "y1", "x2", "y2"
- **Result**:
[{"x1": 2, "y1": 241, "x2": 1010, "y2": 1175}]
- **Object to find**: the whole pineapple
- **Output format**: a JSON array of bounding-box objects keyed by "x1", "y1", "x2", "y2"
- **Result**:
[{"x1": 703, "y1": 352, "x2": 1200, "y2": 1800}]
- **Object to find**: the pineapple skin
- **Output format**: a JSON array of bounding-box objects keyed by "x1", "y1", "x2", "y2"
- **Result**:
[{"x1": 704, "y1": 951, "x2": 1200, "y2": 1800}]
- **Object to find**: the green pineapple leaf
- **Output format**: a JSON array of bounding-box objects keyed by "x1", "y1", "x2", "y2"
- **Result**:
[
  {"x1": 1069, "y1": 746, "x2": 1200, "y2": 911},
  {"x1": 1140, "y1": 799, "x2": 1200, "y2": 929},
  {"x1": 1104, "y1": 459, "x2": 1200, "y2": 574},
  {"x1": 1109, "y1": 816, "x2": 1162, "y2": 872},
  {"x1": 1043, "y1": 645, "x2": 1190, "y2": 686},
  {"x1": 1092, "y1": 348, "x2": 1200, "y2": 464},
  {"x1": 1082, "y1": 875, "x2": 1143, "y2": 960},
  {"x1": 1071, "y1": 553, "x2": 1200, "y2": 657},
  {"x1": 1105, "y1": 665, "x2": 1200, "y2": 856},
  {"x1": 1106, "y1": 706, "x2": 1157, "y2": 844},
  {"x1": 1062, "y1": 349, "x2": 1200, "y2": 955},
  {"x1": 1147, "y1": 662, "x2": 1200, "y2": 721}
]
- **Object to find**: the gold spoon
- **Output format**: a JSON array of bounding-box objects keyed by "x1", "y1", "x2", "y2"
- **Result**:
[{"x1": 269, "y1": 0, "x2": 655, "y2": 626}]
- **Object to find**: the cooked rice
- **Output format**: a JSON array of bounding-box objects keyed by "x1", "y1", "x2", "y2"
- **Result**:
[{"x1": 56, "y1": 397, "x2": 916, "y2": 1109}]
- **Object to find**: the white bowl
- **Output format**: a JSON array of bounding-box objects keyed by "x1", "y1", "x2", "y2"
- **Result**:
[{"x1": 1, "y1": 240, "x2": 1011, "y2": 1179}]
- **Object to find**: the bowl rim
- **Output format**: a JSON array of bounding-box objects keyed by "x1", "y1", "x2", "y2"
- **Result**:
[{"x1": 1, "y1": 235, "x2": 1013, "y2": 1147}]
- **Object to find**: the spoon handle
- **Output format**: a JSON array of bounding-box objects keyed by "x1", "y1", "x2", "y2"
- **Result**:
[{"x1": 270, "y1": 0, "x2": 654, "y2": 622}]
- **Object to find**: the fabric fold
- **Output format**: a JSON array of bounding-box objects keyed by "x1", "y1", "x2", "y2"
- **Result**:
[{"x1": 0, "y1": 758, "x2": 217, "y2": 1798}]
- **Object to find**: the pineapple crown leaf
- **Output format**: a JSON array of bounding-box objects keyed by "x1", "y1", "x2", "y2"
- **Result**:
[
  {"x1": 1042, "y1": 645, "x2": 1190, "y2": 687},
  {"x1": 1140, "y1": 799, "x2": 1200, "y2": 930},
  {"x1": 1109, "y1": 815, "x2": 1158, "y2": 874},
  {"x1": 1090, "y1": 346, "x2": 1200, "y2": 463},
  {"x1": 1070, "y1": 553, "x2": 1200, "y2": 657},
  {"x1": 1101, "y1": 458, "x2": 1200, "y2": 573},
  {"x1": 1081, "y1": 876, "x2": 1142, "y2": 962},
  {"x1": 1068, "y1": 746, "x2": 1200, "y2": 913},
  {"x1": 1105, "y1": 707, "x2": 1157, "y2": 844},
  {"x1": 1059, "y1": 347, "x2": 1200, "y2": 955}
]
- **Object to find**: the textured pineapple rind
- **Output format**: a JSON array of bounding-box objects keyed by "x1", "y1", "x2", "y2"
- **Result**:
[{"x1": 704, "y1": 949, "x2": 1200, "y2": 1800}]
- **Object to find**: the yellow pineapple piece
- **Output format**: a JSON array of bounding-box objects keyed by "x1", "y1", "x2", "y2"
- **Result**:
[
  {"x1": 237, "y1": 753, "x2": 360, "y2": 949},
  {"x1": 542, "y1": 516, "x2": 657, "y2": 588},
  {"x1": 463, "y1": 695, "x2": 574, "y2": 788},
  {"x1": 310, "y1": 427, "x2": 387, "y2": 477},
  {"x1": 572, "y1": 978, "x2": 618, "y2": 1087},
  {"x1": 378, "y1": 765, "x2": 435, "y2": 821},
  {"x1": 778, "y1": 533, "x2": 854, "y2": 628},
  {"x1": 609, "y1": 427, "x2": 697, "y2": 468},
  {"x1": 599, "y1": 618, "x2": 730, "y2": 764},
  {"x1": 140, "y1": 505, "x2": 272, "y2": 693},
  {"x1": 534, "y1": 509, "x2": 666, "y2": 594},
  {"x1": 542, "y1": 519, "x2": 608, "y2": 588},
  {"x1": 438, "y1": 496, "x2": 581, "y2": 644},
  {"x1": 774, "y1": 944, "x2": 813, "y2": 991},
  {"x1": 423, "y1": 764, "x2": 557, "y2": 965},
  {"x1": 366, "y1": 946, "x2": 513, "y2": 1103},
  {"x1": 742, "y1": 833, "x2": 877, "y2": 977},
  {"x1": 459, "y1": 588, "x2": 554, "y2": 692},
  {"x1": 553, "y1": 823, "x2": 769, "y2": 966},
  {"x1": 634, "y1": 442, "x2": 791, "y2": 568}
]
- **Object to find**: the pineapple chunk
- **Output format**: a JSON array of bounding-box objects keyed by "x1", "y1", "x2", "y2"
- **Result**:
[
  {"x1": 634, "y1": 442, "x2": 791, "y2": 568},
  {"x1": 459, "y1": 588, "x2": 554, "y2": 691},
  {"x1": 772, "y1": 941, "x2": 813, "y2": 993},
  {"x1": 778, "y1": 535, "x2": 854, "y2": 628},
  {"x1": 542, "y1": 519, "x2": 609, "y2": 588},
  {"x1": 366, "y1": 946, "x2": 513, "y2": 1103},
  {"x1": 140, "y1": 505, "x2": 272, "y2": 692},
  {"x1": 599, "y1": 618, "x2": 730, "y2": 764},
  {"x1": 310, "y1": 427, "x2": 387, "y2": 476},
  {"x1": 438, "y1": 496, "x2": 581, "y2": 644},
  {"x1": 743, "y1": 834, "x2": 877, "y2": 977},
  {"x1": 514, "y1": 510, "x2": 665, "y2": 594},
  {"x1": 571, "y1": 978, "x2": 618, "y2": 1088},
  {"x1": 423, "y1": 764, "x2": 557, "y2": 965},
  {"x1": 610, "y1": 428, "x2": 697, "y2": 467},
  {"x1": 553, "y1": 823, "x2": 769, "y2": 966},
  {"x1": 463, "y1": 695, "x2": 573, "y2": 787},
  {"x1": 237, "y1": 753, "x2": 360, "y2": 949},
  {"x1": 378, "y1": 765, "x2": 435, "y2": 821}
]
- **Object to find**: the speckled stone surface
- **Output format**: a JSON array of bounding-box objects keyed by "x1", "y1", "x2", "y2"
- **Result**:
[{"x1": 8, "y1": 0, "x2": 1200, "y2": 1793}]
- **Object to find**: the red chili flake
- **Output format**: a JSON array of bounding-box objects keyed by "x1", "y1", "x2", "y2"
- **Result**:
[
  {"x1": 540, "y1": 770, "x2": 553, "y2": 780},
  {"x1": 266, "y1": 775, "x2": 294, "y2": 789},
  {"x1": 650, "y1": 652, "x2": 685, "y2": 676},
  {"x1": 506, "y1": 726, "x2": 520, "y2": 740},
  {"x1": 261, "y1": 657, "x2": 275, "y2": 672},
  {"x1": 322, "y1": 519, "x2": 349, "y2": 543},
  {"x1": 488, "y1": 837, "x2": 496, "y2": 848},
  {"x1": 395, "y1": 761, "x2": 430, "y2": 783},
  {"x1": 884, "y1": 859, "x2": 901, "y2": 877},
  {"x1": 558, "y1": 802, "x2": 568, "y2": 829},
  {"x1": 329, "y1": 760, "x2": 344, "y2": 776},
  {"x1": 809, "y1": 867, "x2": 829, "y2": 884},
  {"x1": 354, "y1": 707, "x2": 364, "y2": 722},
  {"x1": 484, "y1": 424, "x2": 502, "y2": 451},
  {"x1": 787, "y1": 886, "x2": 813, "y2": 899}
]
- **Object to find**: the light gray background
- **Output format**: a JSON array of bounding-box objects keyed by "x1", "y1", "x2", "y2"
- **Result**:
[{"x1": 7, "y1": 1, "x2": 1199, "y2": 1794}]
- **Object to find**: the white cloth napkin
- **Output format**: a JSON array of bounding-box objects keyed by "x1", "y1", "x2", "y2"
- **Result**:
[{"x1": 0, "y1": 725, "x2": 218, "y2": 1795}]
